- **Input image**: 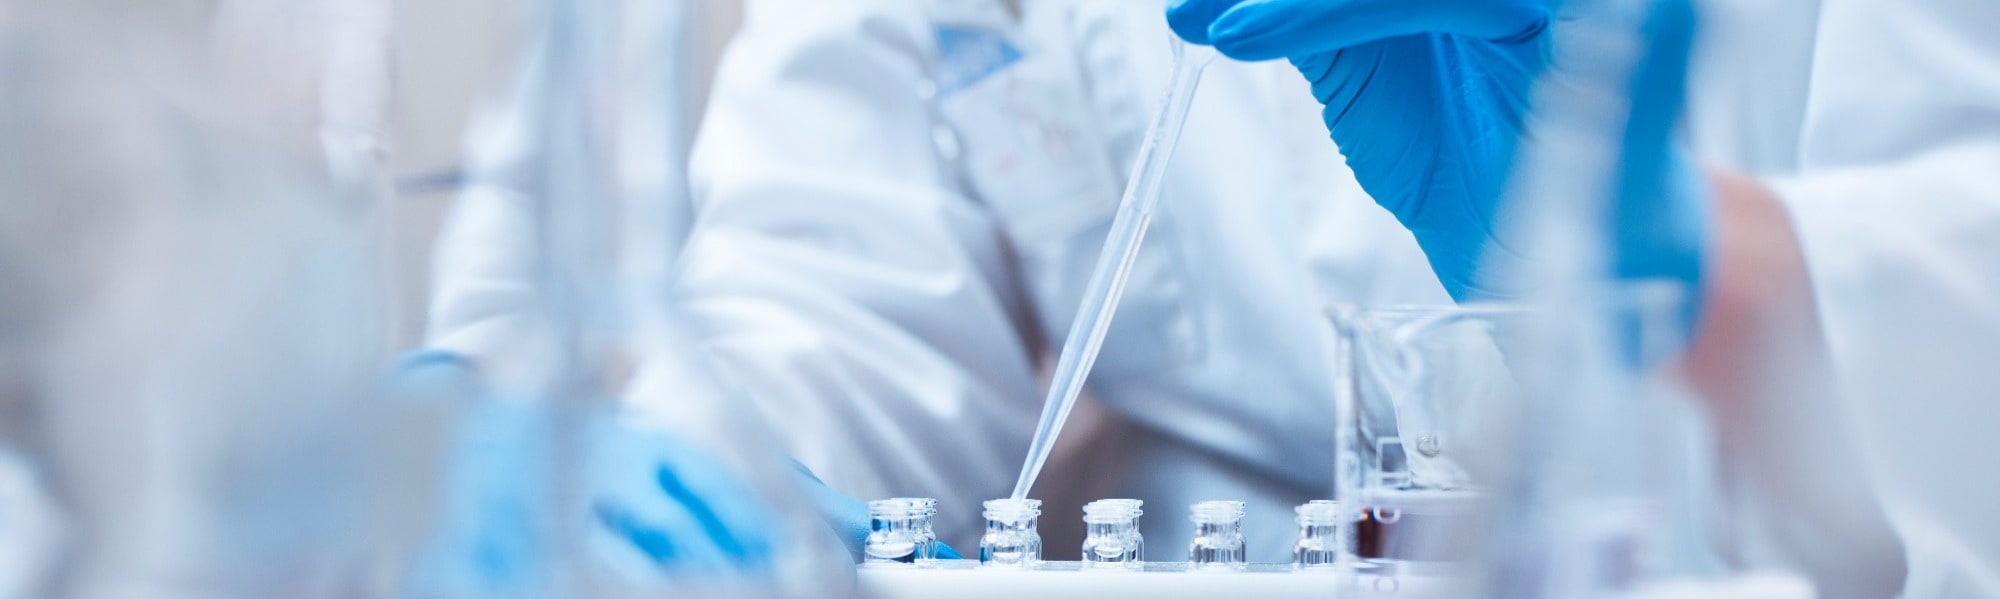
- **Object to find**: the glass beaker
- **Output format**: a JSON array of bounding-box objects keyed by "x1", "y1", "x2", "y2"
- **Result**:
[
  {"x1": 1329, "y1": 283, "x2": 1713, "y2": 592},
  {"x1": 1330, "y1": 304, "x2": 1525, "y2": 573}
]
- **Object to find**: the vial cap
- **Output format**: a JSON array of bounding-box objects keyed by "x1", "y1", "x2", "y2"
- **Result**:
[
  {"x1": 1082, "y1": 498, "x2": 1143, "y2": 522},
  {"x1": 982, "y1": 498, "x2": 1041, "y2": 521},
  {"x1": 1295, "y1": 500, "x2": 1344, "y2": 525},
  {"x1": 894, "y1": 497, "x2": 939, "y2": 516},
  {"x1": 868, "y1": 498, "x2": 918, "y2": 519},
  {"x1": 1188, "y1": 500, "x2": 1246, "y2": 524}
]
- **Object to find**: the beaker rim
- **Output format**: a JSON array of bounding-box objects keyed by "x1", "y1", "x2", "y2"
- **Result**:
[{"x1": 1326, "y1": 279, "x2": 1690, "y2": 319}]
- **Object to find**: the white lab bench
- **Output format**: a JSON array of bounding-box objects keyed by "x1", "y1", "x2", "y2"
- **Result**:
[{"x1": 855, "y1": 560, "x2": 1814, "y2": 599}]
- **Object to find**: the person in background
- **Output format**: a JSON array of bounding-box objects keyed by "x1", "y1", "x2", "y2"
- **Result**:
[
  {"x1": 672, "y1": 0, "x2": 1442, "y2": 559},
  {"x1": 410, "y1": 0, "x2": 940, "y2": 579},
  {"x1": 1166, "y1": 0, "x2": 2000, "y2": 595}
]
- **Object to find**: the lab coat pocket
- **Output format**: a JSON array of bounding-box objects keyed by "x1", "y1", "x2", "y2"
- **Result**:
[
  {"x1": 932, "y1": 48, "x2": 1117, "y2": 245},
  {"x1": 928, "y1": 28, "x2": 1194, "y2": 380}
]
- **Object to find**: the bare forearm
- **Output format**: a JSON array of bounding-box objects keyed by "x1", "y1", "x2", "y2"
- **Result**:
[{"x1": 1684, "y1": 170, "x2": 1906, "y2": 598}]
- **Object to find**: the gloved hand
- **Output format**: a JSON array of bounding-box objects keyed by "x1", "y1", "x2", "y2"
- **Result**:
[
  {"x1": 407, "y1": 399, "x2": 785, "y2": 595},
  {"x1": 790, "y1": 463, "x2": 963, "y2": 563},
  {"x1": 1167, "y1": 0, "x2": 1706, "y2": 307},
  {"x1": 406, "y1": 397, "x2": 566, "y2": 596},
  {"x1": 392, "y1": 352, "x2": 784, "y2": 594},
  {"x1": 588, "y1": 415, "x2": 780, "y2": 581}
]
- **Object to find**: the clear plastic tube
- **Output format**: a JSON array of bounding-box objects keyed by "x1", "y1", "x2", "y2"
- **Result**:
[{"x1": 1011, "y1": 38, "x2": 1220, "y2": 501}]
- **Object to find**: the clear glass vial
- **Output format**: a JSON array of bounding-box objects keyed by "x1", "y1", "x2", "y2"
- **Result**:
[
  {"x1": 1081, "y1": 498, "x2": 1144, "y2": 568},
  {"x1": 979, "y1": 498, "x2": 1043, "y2": 568},
  {"x1": 863, "y1": 498, "x2": 921, "y2": 566},
  {"x1": 1293, "y1": 500, "x2": 1345, "y2": 570},
  {"x1": 1187, "y1": 500, "x2": 1247, "y2": 570},
  {"x1": 896, "y1": 497, "x2": 940, "y2": 563}
]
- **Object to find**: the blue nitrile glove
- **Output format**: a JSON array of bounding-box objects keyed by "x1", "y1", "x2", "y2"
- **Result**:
[
  {"x1": 393, "y1": 354, "x2": 784, "y2": 594},
  {"x1": 791, "y1": 463, "x2": 964, "y2": 563},
  {"x1": 587, "y1": 414, "x2": 781, "y2": 582},
  {"x1": 412, "y1": 403, "x2": 787, "y2": 595},
  {"x1": 1168, "y1": 0, "x2": 1553, "y2": 302},
  {"x1": 407, "y1": 397, "x2": 566, "y2": 597},
  {"x1": 1167, "y1": 0, "x2": 1706, "y2": 310}
]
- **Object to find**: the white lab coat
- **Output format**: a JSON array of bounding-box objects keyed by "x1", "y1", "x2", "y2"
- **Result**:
[
  {"x1": 675, "y1": 0, "x2": 1440, "y2": 560},
  {"x1": 429, "y1": 0, "x2": 2000, "y2": 586},
  {"x1": 427, "y1": 0, "x2": 700, "y2": 372},
  {"x1": 1687, "y1": 0, "x2": 2000, "y2": 595}
]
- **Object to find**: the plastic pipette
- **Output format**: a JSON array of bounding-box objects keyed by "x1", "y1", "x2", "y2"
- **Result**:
[{"x1": 1011, "y1": 40, "x2": 1219, "y2": 500}]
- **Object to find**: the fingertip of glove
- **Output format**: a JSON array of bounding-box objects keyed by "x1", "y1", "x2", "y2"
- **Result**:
[
  {"x1": 1165, "y1": 0, "x2": 1217, "y2": 45},
  {"x1": 595, "y1": 502, "x2": 682, "y2": 563},
  {"x1": 936, "y1": 542, "x2": 964, "y2": 560},
  {"x1": 1206, "y1": 8, "x2": 1291, "y2": 61}
]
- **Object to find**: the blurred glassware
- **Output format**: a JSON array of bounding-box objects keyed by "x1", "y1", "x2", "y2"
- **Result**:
[
  {"x1": 1329, "y1": 282, "x2": 1731, "y2": 597},
  {"x1": 3, "y1": 0, "x2": 847, "y2": 597},
  {"x1": 405, "y1": 0, "x2": 851, "y2": 595},
  {"x1": 1, "y1": 1, "x2": 446, "y2": 597},
  {"x1": 1330, "y1": 304, "x2": 1523, "y2": 574}
]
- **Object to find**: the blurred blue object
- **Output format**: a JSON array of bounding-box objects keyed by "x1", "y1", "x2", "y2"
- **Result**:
[
  {"x1": 406, "y1": 397, "x2": 560, "y2": 597},
  {"x1": 400, "y1": 383, "x2": 787, "y2": 596},
  {"x1": 390, "y1": 349, "x2": 928, "y2": 594},
  {"x1": 1166, "y1": 0, "x2": 1705, "y2": 312},
  {"x1": 385, "y1": 349, "x2": 485, "y2": 402},
  {"x1": 587, "y1": 412, "x2": 780, "y2": 578},
  {"x1": 1607, "y1": 0, "x2": 1709, "y2": 332}
]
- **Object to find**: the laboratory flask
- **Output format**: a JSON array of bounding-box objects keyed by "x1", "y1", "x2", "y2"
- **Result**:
[
  {"x1": 1329, "y1": 304, "x2": 1526, "y2": 573},
  {"x1": 1330, "y1": 282, "x2": 1728, "y2": 595}
]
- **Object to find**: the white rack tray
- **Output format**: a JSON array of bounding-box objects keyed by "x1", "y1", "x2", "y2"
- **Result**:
[{"x1": 855, "y1": 560, "x2": 1813, "y2": 599}]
